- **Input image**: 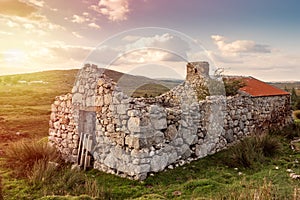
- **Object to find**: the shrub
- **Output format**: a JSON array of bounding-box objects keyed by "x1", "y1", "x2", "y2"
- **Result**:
[
  {"x1": 259, "y1": 134, "x2": 282, "y2": 157},
  {"x1": 224, "y1": 134, "x2": 281, "y2": 169},
  {"x1": 224, "y1": 78, "x2": 246, "y2": 96},
  {"x1": 3, "y1": 140, "x2": 62, "y2": 177}
]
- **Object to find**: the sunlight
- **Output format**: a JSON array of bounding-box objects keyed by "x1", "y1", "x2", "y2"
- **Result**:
[{"x1": 3, "y1": 49, "x2": 27, "y2": 64}]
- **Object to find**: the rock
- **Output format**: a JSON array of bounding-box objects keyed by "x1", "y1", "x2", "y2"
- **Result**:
[
  {"x1": 104, "y1": 94, "x2": 112, "y2": 105},
  {"x1": 72, "y1": 93, "x2": 83, "y2": 104},
  {"x1": 107, "y1": 124, "x2": 115, "y2": 133},
  {"x1": 128, "y1": 117, "x2": 141, "y2": 133},
  {"x1": 117, "y1": 104, "x2": 127, "y2": 115},
  {"x1": 225, "y1": 129, "x2": 234, "y2": 143},
  {"x1": 150, "y1": 116, "x2": 167, "y2": 130},
  {"x1": 150, "y1": 154, "x2": 168, "y2": 172},
  {"x1": 165, "y1": 125, "x2": 178, "y2": 141}
]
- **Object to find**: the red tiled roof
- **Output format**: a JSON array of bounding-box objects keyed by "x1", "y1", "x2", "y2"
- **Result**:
[{"x1": 238, "y1": 77, "x2": 290, "y2": 97}]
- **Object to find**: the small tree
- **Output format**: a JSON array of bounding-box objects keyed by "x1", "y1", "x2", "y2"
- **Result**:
[{"x1": 291, "y1": 88, "x2": 299, "y2": 110}]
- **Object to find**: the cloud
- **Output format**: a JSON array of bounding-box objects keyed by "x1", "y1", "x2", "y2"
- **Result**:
[
  {"x1": 6, "y1": 20, "x2": 19, "y2": 27},
  {"x1": 1, "y1": 13, "x2": 64, "y2": 33},
  {"x1": 90, "y1": 0, "x2": 130, "y2": 22},
  {"x1": 124, "y1": 33, "x2": 190, "y2": 59},
  {"x1": 71, "y1": 14, "x2": 87, "y2": 23},
  {"x1": 86, "y1": 33, "x2": 190, "y2": 66},
  {"x1": 23, "y1": 23, "x2": 35, "y2": 29},
  {"x1": 211, "y1": 35, "x2": 271, "y2": 55},
  {"x1": 27, "y1": 0, "x2": 45, "y2": 8},
  {"x1": 72, "y1": 32, "x2": 83, "y2": 38},
  {"x1": 88, "y1": 22, "x2": 101, "y2": 29},
  {"x1": 67, "y1": 13, "x2": 100, "y2": 29},
  {"x1": 25, "y1": 41, "x2": 93, "y2": 65},
  {"x1": 0, "y1": 31, "x2": 13, "y2": 36},
  {"x1": 0, "y1": 0, "x2": 37, "y2": 17},
  {"x1": 116, "y1": 49, "x2": 182, "y2": 65}
]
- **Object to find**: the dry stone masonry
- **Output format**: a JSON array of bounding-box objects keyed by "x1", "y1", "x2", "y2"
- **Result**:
[{"x1": 49, "y1": 61, "x2": 292, "y2": 180}]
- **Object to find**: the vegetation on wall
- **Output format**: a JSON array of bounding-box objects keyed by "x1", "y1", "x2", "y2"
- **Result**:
[{"x1": 223, "y1": 78, "x2": 246, "y2": 96}]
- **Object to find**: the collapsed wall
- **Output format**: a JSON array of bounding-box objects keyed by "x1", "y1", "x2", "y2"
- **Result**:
[{"x1": 49, "y1": 62, "x2": 292, "y2": 180}]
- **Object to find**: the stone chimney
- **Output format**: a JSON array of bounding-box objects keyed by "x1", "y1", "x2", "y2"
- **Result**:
[
  {"x1": 185, "y1": 62, "x2": 210, "y2": 100},
  {"x1": 186, "y1": 61, "x2": 209, "y2": 83}
]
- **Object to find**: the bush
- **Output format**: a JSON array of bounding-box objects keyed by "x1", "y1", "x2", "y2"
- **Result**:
[
  {"x1": 224, "y1": 78, "x2": 246, "y2": 96},
  {"x1": 224, "y1": 134, "x2": 281, "y2": 169},
  {"x1": 3, "y1": 140, "x2": 62, "y2": 177}
]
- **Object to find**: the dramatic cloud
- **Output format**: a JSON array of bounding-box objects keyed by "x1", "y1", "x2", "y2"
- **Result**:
[
  {"x1": 90, "y1": 0, "x2": 130, "y2": 22},
  {"x1": 0, "y1": 0, "x2": 37, "y2": 17},
  {"x1": 211, "y1": 35, "x2": 271, "y2": 55}
]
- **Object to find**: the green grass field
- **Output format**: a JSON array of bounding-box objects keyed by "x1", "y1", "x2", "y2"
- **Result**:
[{"x1": 1, "y1": 70, "x2": 300, "y2": 199}]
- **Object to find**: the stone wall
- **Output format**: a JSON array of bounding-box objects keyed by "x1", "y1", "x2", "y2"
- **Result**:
[
  {"x1": 49, "y1": 62, "x2": 292, "y2": 180},
  {"x1": 49, "y1": 93, "x2": 78, "y2": 161}
]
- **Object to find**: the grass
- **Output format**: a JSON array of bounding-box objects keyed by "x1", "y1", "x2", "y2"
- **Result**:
[{"x1": 2, "y1": 126, "x2": 300, "y2": 199}]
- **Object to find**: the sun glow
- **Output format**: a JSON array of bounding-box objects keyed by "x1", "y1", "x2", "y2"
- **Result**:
[{"x1": 3, "y1": 49, "x2": 27, "y2": 64}]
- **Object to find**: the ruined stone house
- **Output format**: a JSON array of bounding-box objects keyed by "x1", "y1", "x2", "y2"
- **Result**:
[{"x1": 49, "y1": 61, "x2": 292, "y2": 180}]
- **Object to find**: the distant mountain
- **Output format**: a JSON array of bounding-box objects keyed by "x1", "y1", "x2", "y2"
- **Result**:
[{"x1": 268, "y1": 81, "x2": 300, "y2": 89}]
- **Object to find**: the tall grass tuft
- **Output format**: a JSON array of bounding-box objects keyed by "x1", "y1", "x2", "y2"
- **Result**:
[
  {"x1": 224, "y1": 134, "x2": 281, "y2": 169},
  {"x1": 29, "y1": 159, "x2": 59, "y2": 186},
  {"x1": 3, "y1": 140, "x2": 62, "y2": 177}
]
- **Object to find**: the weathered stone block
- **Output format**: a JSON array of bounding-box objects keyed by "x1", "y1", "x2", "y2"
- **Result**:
[
  {"x1": 150, "y1": 116, "x2": 167, "y2": 130},
  {"x1": 128, "y1": 117, "x2": 141, "y2": 133},
  {"x1": 165, "y1": 125, "x2": 178, "y2": 140},
  {"x1": 150, "y1": 154, "x2": 168, "y2": 172}
]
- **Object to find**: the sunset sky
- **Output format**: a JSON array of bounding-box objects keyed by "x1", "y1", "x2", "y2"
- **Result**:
[{"x1": 0, "y1": 0, "x2": 299, "y2": 81}]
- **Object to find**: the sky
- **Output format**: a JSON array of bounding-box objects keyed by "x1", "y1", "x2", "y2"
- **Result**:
[{"x1": 0, "y1": 0, "x2": 299, "y2": 81}]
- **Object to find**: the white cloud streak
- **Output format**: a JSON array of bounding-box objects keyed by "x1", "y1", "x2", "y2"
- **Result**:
[{"x1": 211, "y1": 35, "x2": 271, "y2": 55}]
